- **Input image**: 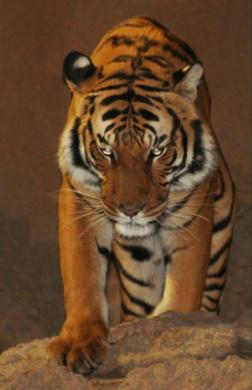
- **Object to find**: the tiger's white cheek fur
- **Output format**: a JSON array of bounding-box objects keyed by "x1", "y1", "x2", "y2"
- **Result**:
[
  {"x1": 171, "y1": 131, "x2": 217, "y2": 192},
  {"x1": 58, "y1": 122, "x2": 100, "y2": 191}
]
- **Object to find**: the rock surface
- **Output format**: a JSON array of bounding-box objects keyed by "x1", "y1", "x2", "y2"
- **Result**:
[{"x1": 0, "y1": 311, "x2": 251, "y2": 390}]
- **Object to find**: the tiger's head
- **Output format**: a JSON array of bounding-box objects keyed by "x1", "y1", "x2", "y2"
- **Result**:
[{"x1": 59, "y1": 52, "x2": 217, "y2": 237}]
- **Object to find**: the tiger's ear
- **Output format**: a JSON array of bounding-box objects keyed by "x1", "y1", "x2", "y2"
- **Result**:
[
  {"x1": 173, "y1": 63, "x2": 203, "y2": 103},
  {"x1": 63, "y1": 51, "x2": 96, "y2": 91}
]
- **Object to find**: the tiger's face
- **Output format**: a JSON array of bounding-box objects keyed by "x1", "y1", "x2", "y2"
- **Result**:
[
  {"x1": 59, "y1": 53, "x2": 217, "y2": 237},
  {"x1": 87, "y1": 93, "x2": 182, "y2": 237}
]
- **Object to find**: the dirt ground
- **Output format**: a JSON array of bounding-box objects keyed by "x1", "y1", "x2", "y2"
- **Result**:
[{"x1": 0, "y1": 1, "x2": 251, "y2": 351}]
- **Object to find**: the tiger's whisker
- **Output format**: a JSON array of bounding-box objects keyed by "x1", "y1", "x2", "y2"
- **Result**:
[
  {"x1": 159, "y1": 215, "x2": 200, "y2": 242},
  {"x1": 164, "y1": 210, "x2": 210, "y2": 223},
  {"x1": 78, "y1": 216, "x2": 107, "y2": 239},
  {"x1": 159, "y1": 217, "x2": 191, "y2": 244}
]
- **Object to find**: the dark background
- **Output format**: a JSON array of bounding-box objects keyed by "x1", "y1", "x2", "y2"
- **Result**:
[{"x1": 0, "y1": 0, "x2": 251, "y2": 351}]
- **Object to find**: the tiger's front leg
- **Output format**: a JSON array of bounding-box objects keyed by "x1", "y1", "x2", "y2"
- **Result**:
[
  {"x1": 48, "y1": 177, "x2": 113, "y2": 374},
  {"x1": 152, "y1": 190, "x2": 214, "y2": 315},
  {"x1": 113, "y1": 235, "x2": 166, "y2": 321}
]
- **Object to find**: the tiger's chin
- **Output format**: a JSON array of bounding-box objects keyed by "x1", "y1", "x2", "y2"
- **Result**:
[{"x1": 115, "y1": 222, "x2": 155, "y2": 238}]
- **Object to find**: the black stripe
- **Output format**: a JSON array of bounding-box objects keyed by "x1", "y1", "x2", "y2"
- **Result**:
[
  {"x1": 179, "y1": 125, "x2": 188, "y2": 171},
  {"x1": 213, "y1": 169, "x2": 225, "y2": 202},
  {"x1": 138, "y1": 36, "x2": 159, "y2": 53},
  {"x1": 135, "y1": 84, "x2": 169, "y2": 92},
  {"x1": 213, "y1": 214, "x2": 232, "y2": 233},
  {"x1": 203, "y1": 294, "x2": 219, "y2": 305},
  {"x1": 180, "y1": 202, "x2": 205, "y2": 229},
  {"x1": 139, "y1": 67, "x2": 167, "y2": 83},
  {"x1": 188, "y1": 119, "x2": 205, "y2": 174},
  {"x1": 139, "y1": 108, "x2": 159, "y2": 122},
  {"x1": 163, "y1": 43, "x2": 190, "y2": 63},
  {"x1": 170, "y1": 245, "x2": 190, "y2": 256},
  {"x1": 145, "y1": 55, "x2": 173, "y2": 68},
  {"x1": 111, "y1": 55, "x2": 133, "y2": 63},
  {"x1": 118, "y1": 243, "x2": 152, "y2": 261},
  {"x1": 207, "y1": 262, "x2": 227, "y2": 279},
  {"x1": 102, "y1": 108, "x2": 121, "y2": 121},
  {"x1": 173, "y1": 68, "x2": 187, "y2": 84},
  {"x1": 134, "y1": 94, "x2": 154, "y2": 106},
  {"x1": 71, "y1": 118, "x2": 90, "y2": 170},
  {"x1": 104, "y1": 123, "x2": 115, "y2": 133},
  {"x1": 213, "y1": 183, "x2": 235, "y2": 233},
  {"x1": 100, "y1": 72, "x2": 141, "y2": 84},
  {"x1": 143, "y1": 123, "x2": 157, "y2": 135},
  {"x1": 167, "y1": 185, "x2": 198, "y2": 213},
  {"x1": 111, "y1": 35, "x2": 135, "y2": 46},
  {"x1": 180, "y1": 213, "x2": 198, "y2": 229},
  {"x1": 132, "y1": 125, "x2": 144, "y2": 139},
  {"x1": 156, "y1": 134, "x2": 167, "y2": 145},
  {"x1": 120, "y1": 279, "x2": 154, "y2": 314},
  {"x1": 97, "y1": 245, "x2": 111, "y2": 261},
  {"x1": 86, "y1": 119, "x2": 93, "y2": 136},
  {"x1": 204, "y1": 283, "x2": 224, "y2": 292},
  {"x1": 167, "y1": 107, "x2": 180, "y2": 135},
  {"x1": 166, "y1": 108, "x2": 188, "y2": 176},
  {"x1": 96, "y1": 83, "x2": 128, "y2": 92},
  {"x1": 141, "y1": 17, "x2": 197, "y2": 61},
  {"x1": 209, "y1": 237, "x2": 232, "y2": 266},
  {"x1": 131, "y1": 55, "x2": 142, "y2": 70},
  {"x1": 114, "y1": 253, "x2": 151, "y2": 287},
  {"x1": 114, "y1": 124, "x2": 127, "y2": 133},
  {"x1": 124, "y1": 22, "x2": 146, "y2": 28},
  {"x1": 121, "y1": 302, "x2": 144, "y2": 318},
  {"x1": 101, "y1": 90, "x2": 134, "y2": 106},
  {"x1": 147, "y1": 95, "x2": 163, "y2": 103},
  {"x1": 167, "y1": 33, "x2": 198, "y2": 61},
  {"x1": 167, "y1": 193, "x2": 192, "y2": 213},
  {"x1": 164, "y1": 253, "x2": 171, "y2": 265},
  {"x1": 202, "y1": 304, "x2": 216, "y2": 312}
]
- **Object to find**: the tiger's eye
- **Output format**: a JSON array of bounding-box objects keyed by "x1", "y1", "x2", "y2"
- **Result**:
[
  {"x1": 152, "y1": 148, "x2": 162, "y2": 156},
  {"x1": 152, "y1": 147, "x2": 167, "y2": 156}
]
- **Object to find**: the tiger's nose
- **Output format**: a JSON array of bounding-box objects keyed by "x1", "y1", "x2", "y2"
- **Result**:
[{"x1": 118, "y1": 203, "x2": 144, "y2": 217}]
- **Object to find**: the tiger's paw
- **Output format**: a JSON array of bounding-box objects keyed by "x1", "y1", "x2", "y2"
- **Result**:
[{"x1": 47, "y1": 321, "x2": 109, "y2": 375}]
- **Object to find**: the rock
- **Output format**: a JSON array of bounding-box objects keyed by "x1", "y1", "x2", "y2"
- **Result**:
[
  {"x1": 219, "y1": 207, "x2": 252, "y2": 322},
  {"x1": 0, "y1": 312, "x2": 251, "y2": 390},
  {"x1": 233, "y1": 308, "x2": 252, "y2": 358}
]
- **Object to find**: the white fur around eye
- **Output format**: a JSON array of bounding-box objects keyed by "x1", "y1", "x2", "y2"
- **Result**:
[{"x1": 101, "y1": 146, "x2": 112, "y2": 156}]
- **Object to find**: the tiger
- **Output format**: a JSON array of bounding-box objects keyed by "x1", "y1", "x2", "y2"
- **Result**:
[{"x1": 48, "y1": 17, "x2": 235, "y2": 374}]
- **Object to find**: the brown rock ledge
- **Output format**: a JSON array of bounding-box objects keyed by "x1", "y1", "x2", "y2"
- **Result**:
[{"x1": 0, "y1": 311, "x2": 251, "y2": 390}]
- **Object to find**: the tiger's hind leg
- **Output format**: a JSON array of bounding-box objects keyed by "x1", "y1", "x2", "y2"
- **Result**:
[{"x1": 202, "y1": 162, "x2": 235, "y2": 312}]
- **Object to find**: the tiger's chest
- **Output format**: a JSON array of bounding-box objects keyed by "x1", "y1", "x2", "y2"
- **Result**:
[{"x1": 109, "y1": 229, "x2": 178, "y2": 319}]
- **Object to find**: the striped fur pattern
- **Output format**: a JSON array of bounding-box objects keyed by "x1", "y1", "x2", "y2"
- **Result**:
[{"x1": 49, "y1": 17, "x2": 235, "y2": 373}]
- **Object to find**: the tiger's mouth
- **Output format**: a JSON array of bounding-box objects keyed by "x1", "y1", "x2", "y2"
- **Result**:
[
  {"x1": 115, "y1": 220, "x2": 156, "y2": 238},
  {"x1": 113, "y1": 211, "x2": 157, "y2": 238},
  {"x1": 101, "y1": 200, "x2": 167, "y2": 238}
]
